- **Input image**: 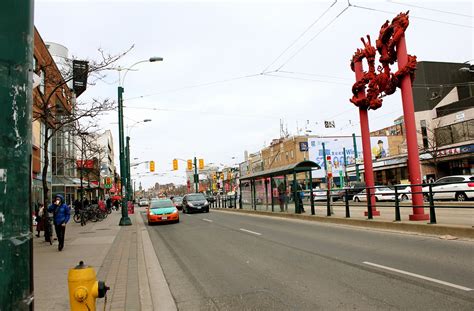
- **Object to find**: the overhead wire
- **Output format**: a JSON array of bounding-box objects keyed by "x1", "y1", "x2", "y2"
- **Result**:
[
  {"x1": 387, "y1": 0, "x2": 473, "y2": 18},
  {"x1": 263, "y1": 72, "x2": 352, "y2": 85},
  {"x1": 277, "y1": 70, "x2": 353, "y2": 81},
  {"x1": 261, "y1": 0, "x2": 338, "y2": 73},
  {"x1": 350, "y1": 3, "x2": 473, "y2": 28},
  {"x1": 276, "y1": 3, "x2": 351, "y2": 71},
  {"x1": 124, "y1": 73, "x2": 265, "y2": 101}
]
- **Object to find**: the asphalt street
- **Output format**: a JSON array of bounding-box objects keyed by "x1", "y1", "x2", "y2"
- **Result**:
[{"x1": 144, "y1": 210, "x2": 474, "y2": 310}]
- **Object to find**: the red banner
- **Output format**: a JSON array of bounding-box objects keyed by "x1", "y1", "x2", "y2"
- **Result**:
[{"x1": 76, "y1": 160, "x2": 95, "y2": 169}]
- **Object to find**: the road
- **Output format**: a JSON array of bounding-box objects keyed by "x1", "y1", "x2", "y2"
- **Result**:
[{"x1": 144, "y1": 210, "x2": 474, "y2": 310}]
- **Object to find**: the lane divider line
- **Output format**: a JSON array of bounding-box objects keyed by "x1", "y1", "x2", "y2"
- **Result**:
[
  {"x1": 239, "y1": 228, "x2": 262, "y2": 236},
  {"x1": 202, "y1": 218, "x2": 213, "y2": 222},
  {"x1": 363, "y1": 261, "x2": 473, "y2": 292}
]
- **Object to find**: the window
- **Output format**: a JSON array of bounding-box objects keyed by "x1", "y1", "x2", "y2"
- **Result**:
[
  {"x1": 291, "y1": 150, "x2": 294, "y2": 159},
  {"x1": 39, "y1": 69, "x2": 45, "y2": 94},
  {"x1": 420, "y1": 120, "x2": 428, "y2": 149}
]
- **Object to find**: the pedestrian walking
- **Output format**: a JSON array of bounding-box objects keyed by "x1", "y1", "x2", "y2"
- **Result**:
[
  {"x1": 47, "y1": 194, "x2": 70, "y2": 251},
  {"x1": 298, "y1": 182, "x2": 305, "y2": 213},
  {"x1": 278, "y1": 182, "x2": 286, "y2": 212},
  {"x1": 106, "y1": 197, "x2": 112, "y2": 211},
  {"x1": 35, "y1": 203, "x2": 45, "y2": 237}
]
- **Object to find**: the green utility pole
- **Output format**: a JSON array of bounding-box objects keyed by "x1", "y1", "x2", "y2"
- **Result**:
[
  {"x1": 118, "y1": 87, "x2": 131, "y2": 225},
  {"x1": 194, "y1": 157, "x2": 198, "y2": 193},
  {"x1": 0, "y1": 1, "x2": 34, "y2": 309},
  {"x1": 343, "y1": 147, "x2": 348, "y2": 187},
  {"x1": 126, "y1": 136, "x2": 132, "y2": 203},
  {"x1": 352, "y1": 133, "x2": 360, "y2": 182}
]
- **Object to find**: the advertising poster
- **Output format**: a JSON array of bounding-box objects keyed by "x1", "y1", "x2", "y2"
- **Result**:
[{"x1": 308, "y1": 136, "x2": 389, "y2": 178}]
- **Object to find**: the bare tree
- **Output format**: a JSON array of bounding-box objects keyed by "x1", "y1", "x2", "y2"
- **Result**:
[
  {"x1": 418, "y1": 119, "x2": 443, "y2": 180},
  {"x1": 33, "y1": 46, "x2": 133, "y2": 206}
]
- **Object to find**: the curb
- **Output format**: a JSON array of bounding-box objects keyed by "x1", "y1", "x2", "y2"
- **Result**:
[
  {"x1": 213, "y1": 208, "x2": 474, "y2": 239},
  {"x1": 135, "y1": 210, "x2": 177, "y2": 310}
]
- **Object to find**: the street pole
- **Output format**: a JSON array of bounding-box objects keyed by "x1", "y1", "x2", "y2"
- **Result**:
[
  {"x1": 118, "y1": 86, "x2": 131, "y2": 225},
  {"x1": 352, "y1": 133, "x2": 360, "y2": 182},
  {"x1": 126, "y1": 136, "x2": 132, "y2": 203},
  {"x1": 0, "y1": 0, "x2": 34, "y2": 308},
  {"x1": 343, "y1": 147, "x2": 348, "y2": 187},
  {"x1": 194, "y1": 157, "x2": 198, "y2": 193},
  {"x1": 80, "y1": 135, "x2": 85, "y2": 210}
]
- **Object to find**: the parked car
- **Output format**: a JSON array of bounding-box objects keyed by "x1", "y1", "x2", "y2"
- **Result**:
[
  {"x1": 305, "y1": 188, "x2": 341, "y2": 201},
  {"x1": 182, "y1": 193, "x2": 209, "y2": 213},
  {"x1": 206, "y1": 194, "x2": 216, "y2": 203},
  {"x1": 397, "y1": 185, "x2": 412, "y2": 201},
  {"x1": 172, "y1": 196, "x2": 184, "y2": 211},
  {"x1": 353, "y1": 186, "x2": 396, "y2": 202},
  {"x1": 138, "y1": 199, "x2": 149, "y2": 207},
  {"x1": 422, "y1": 175, "x2": 474, "y2": 201},
  {"x1": 147, "y1": 199, "x2": 179, "y2": 225}
]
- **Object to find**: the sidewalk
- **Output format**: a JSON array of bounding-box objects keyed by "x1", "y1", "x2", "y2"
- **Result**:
[{"x1": 33, "y1": 206, "x2": 176, "y2": 311}]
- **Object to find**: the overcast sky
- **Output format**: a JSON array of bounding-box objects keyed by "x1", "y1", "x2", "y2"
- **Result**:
[{"x1": 35, "y1": 0, "x2": 473, "y2": 188}]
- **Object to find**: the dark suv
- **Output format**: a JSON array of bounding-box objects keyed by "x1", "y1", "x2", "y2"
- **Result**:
[{"x1": 182, "y1": 193, "x2": 209, "y2": 213}]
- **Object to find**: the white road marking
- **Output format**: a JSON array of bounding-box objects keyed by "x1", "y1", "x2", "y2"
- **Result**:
[
  {"x1": 239, "y1": 228, "x2": 262, "y2": 236},
  {"x1": 363, "y1": 261, "x2": 473, "y2": 291},
  {"x1": 202, "y1": 218, "x2": 213, "y2": 222}
]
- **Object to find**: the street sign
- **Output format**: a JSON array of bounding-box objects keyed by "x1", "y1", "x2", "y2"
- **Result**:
[{"x1": 324, "y1": 120, "x2": 335, "y2": 128}]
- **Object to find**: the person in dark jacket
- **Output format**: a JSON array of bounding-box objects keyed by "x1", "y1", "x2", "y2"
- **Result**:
[{"x1": 48, "y1": 194, "x2": 70, "y2": 251}]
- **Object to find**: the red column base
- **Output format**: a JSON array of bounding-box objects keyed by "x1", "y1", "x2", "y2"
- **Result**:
[
  {"x1": 409, "y1": 213, "x2": 429, "y2": 221},
  {"x1": 364, "y1": 210, "x2": 381, "y2": 216}
]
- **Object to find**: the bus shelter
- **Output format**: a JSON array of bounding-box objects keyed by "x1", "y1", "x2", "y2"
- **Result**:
[{"x1": 239, "y1": 161, "x2": 321, "y2": 214}]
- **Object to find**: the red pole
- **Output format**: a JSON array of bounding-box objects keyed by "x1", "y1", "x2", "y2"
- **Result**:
[
  {"x1": 354, "y1": 61, "x2": 379, "y2": 216},
  {"x1": 396, "y1": 35, "x2": 429, "y2": 221}
]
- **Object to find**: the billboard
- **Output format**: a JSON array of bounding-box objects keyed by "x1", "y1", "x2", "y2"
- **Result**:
[{"x1": 308, "y1": 136, "x2": 389, "y2": 178}]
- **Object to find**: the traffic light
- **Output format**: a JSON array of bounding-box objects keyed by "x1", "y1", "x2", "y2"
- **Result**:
[
  {"x1": 172, "y1": 159, "x2": 178, "y2": 171},
  {"x1": 212, "y1": 173, "x2": 217, "y2": 180},
  {"x1": 199, "y1": 158, "x2": 204, "y2": 170},
  {"x1": 187, "y1": 159, "x2": 193, "y2": 170},
  {"x1": 150, "y1": 161, "x2": 155, "y2": 172}
]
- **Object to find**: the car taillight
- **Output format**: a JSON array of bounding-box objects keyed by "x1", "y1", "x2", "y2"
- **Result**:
[{"x1": 467, "y1": 182, "x2": 474, "y2": 187}]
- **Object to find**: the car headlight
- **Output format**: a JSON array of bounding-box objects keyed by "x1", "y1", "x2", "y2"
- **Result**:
[
  {"x1": 188, "y1": 203, "x2": 194, "y2": 207},
  {"x1": 203, "y1": 202, "x2": 209, "y2": 206},
  {"x1": 172, "y1": 209, "x2": 178, "y2": 214}
]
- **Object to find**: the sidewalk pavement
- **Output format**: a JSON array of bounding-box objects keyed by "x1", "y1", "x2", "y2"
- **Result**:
[{"x1": 33, "y1": 206, "x2": 176, "y2": 311}]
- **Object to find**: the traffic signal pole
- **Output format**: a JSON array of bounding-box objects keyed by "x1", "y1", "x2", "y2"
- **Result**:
[
  {"x1": 0, "y1": 1, "x2": 34, "y2": 308},
  {"x1": 194, "y1": 157, "x2": 198, "y2": 193}
]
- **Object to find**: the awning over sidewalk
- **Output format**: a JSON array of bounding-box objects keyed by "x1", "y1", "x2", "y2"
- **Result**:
[
  {"x1": 240, "y1": 160, "x2": 321, "y2": 181},
  {"x1": 52, "y1": 176, "x2": 82, "y2": 187}
]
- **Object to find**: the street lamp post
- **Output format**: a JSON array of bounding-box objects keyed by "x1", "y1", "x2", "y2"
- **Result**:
[{"x1": 117, "y1": 57, "x2": 163, "y2": 226}]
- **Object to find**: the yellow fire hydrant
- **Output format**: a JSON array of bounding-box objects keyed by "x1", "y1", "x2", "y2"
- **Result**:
[{"x1": 68, "y1": 261, "x2": 109, "y2": 311}]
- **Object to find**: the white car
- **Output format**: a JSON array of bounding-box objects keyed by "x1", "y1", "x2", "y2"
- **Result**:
[
  {"x1": 353, "y1": 187, "x2": 396, "y2": 202},
  {"x1": 397, "y1": 185, "x2": 412, "y2": 201},
  {"x1": 422, "y1": 175, "x2": 474, "y2": 201},
  {"x1": 139, "y1": 199, "x2": 149, "y2": 207}
]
